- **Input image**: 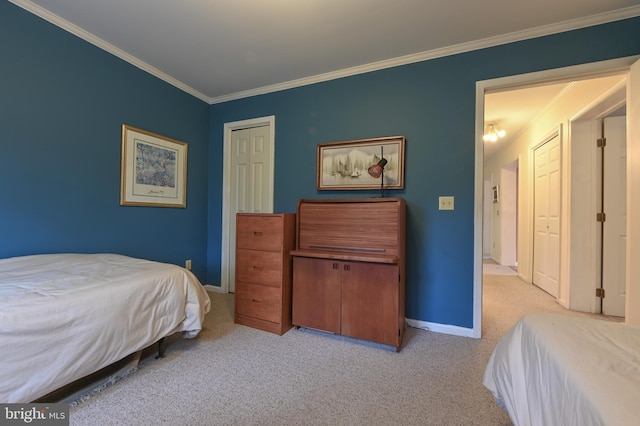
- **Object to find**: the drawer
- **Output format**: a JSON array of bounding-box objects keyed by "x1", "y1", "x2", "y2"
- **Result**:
[
  {"x1": 235, "y1": 282, "x2": 281, "y2": 323},
  {"x1": 236, "y1": 215, "x2": 283, "y2": 251},
  {"x1": 236, "y1": 249, "x2": 282, "y2": 287}
]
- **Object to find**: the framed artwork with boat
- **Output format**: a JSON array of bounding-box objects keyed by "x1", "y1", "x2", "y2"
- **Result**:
[{"x1": 316, "y1": 136, "x2": 405, "y2": 190}]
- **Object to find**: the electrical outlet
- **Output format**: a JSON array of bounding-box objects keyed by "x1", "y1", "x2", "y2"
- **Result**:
[
  {"x1": 185, "y1": 260, "x2": 192, "y2": 270},
  {"x1": 439, "y1": 196, "x2": 454, "y2": 210}
]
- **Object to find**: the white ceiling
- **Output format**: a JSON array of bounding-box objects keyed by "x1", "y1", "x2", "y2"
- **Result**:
[
  {"x1": 14, "y1": 0, "x2": 640, "y2": 103},
  {"x1": 483, "y1": 82, "x2": 571, "y2": 160},
  {"x1": 9, "y1": 1, "x2": 640, "y2": 158}
]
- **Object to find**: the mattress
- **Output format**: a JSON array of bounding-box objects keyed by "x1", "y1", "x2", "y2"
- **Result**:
[
  {"x1": 0, "y1": 253, "x2": 211, "y2": 403},
  {"x1": 483, "y1": 312, "x2": 640, "y2": 426}
]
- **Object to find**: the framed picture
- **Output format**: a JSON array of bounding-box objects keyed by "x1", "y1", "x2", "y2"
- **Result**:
[
  {"x1": 120, "y1": 124, "x2": 187, "y2": 207},
  {"x1": 317, "y1": 136, "x2": 405, "y2": 190}
]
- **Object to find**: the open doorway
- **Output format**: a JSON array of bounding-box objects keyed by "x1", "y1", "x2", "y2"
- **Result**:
[{"x1": 474, "y1": 56, "x2": 640, "y2": 337}]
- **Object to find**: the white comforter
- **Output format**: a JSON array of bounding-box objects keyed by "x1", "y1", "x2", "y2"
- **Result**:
[
  {"x1": 0, "y1": 253, "x2": 211, "y2": 403},
  {"x1": 483, "y1": 312, "x2": 640, "y2": 426}
]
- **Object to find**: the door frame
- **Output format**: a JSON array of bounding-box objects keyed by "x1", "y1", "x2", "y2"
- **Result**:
[
  {"x1": 474, "y1": 56, "x2": 639, "y2": 338},
  {"x1": 220, "y1": 115, "x2": 275, "y2": 294}
]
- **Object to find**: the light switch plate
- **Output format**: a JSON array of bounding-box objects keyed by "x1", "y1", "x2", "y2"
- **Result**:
[{"x1": 439, "y1": 196, "x2": 454, "y2": 210}]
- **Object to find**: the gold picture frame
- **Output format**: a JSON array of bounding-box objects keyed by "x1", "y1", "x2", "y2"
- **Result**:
[
  {"x1": 317, "y1": 136, "x2": 405, "y2": 190},
  {"x1": 120, "y1": 124, "x2": 187, "y2": 207}
]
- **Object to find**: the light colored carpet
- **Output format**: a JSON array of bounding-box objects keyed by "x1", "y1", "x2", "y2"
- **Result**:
[
  {"x1": 68, "y1": 275, "x2": 618, "y2": 425},
  {"x1": 483, "y1": 264, "x2": 517, "y2": 276}
]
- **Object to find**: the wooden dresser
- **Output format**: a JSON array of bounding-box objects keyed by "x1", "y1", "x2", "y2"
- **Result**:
[
  {"x1": 234, "y1": 213, "x2": 296, "y2": 335},
  {"x1": 290, "y1": 197, "x2": 406, "y2": 351}
]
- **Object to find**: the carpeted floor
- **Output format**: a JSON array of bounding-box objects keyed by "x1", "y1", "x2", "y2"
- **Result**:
[
  {"x1": 68, "y1": 274, "x2": 617, "y2": 425},
  {"x1": 482, "y1": 264, "x2": 517, "y2": 276}
]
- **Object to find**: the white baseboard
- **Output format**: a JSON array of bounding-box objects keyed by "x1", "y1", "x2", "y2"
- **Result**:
[
  {"x1": 406, "y1": 318, "x2": 476, "y2": 338},
  {"x1": 204, "y1": 284, "x2": 225, "y2": 293}
]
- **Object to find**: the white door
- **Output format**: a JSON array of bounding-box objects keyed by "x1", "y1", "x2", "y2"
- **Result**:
[
  {"x1": 225, "y1": 122, "x2": 273, "y2": 293},
  {"x1": 533, "y1": 134, "x2": 561, "y2": 297},
  {"x1": 627, "y1": 59, "x2": 640, "y2": 325},
  {"x1": 602, "y1": 116, "x2": 627, "y2": 316}
]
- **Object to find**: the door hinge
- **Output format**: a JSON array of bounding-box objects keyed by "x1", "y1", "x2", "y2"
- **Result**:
[
  {"x1": 596, "y1": 212, "x2": 606, "y2": 222},
  {"x1": 596, "y1": 288, "x2": 605, "y2": 298},
  {"x1": 597, "y1": 138, "x2": 607, "y2": 148}
]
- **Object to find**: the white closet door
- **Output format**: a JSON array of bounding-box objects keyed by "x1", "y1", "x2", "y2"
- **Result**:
[
  {"x1": 533, "y1": 134, "x2": 561, "y2": 297},
  {"x1": 602, "y1": 116, "x2": 627, "y2": 316}
]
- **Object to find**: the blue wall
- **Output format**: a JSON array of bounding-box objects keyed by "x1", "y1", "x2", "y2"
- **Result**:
[
  {"x1": 208, "y1": 17, "x2": 640, "y2": 328},
  {"x1": 0, "y1": 2, "x2": 210, "y2": 280},
  {"x1": 2, "y1": 0, "x2": 639, "y2": 329}
]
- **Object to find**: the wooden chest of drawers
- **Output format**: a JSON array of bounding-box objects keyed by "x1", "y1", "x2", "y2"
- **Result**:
[{"x1": 234, "y1": 213, "x2": 295, "y2": 335}]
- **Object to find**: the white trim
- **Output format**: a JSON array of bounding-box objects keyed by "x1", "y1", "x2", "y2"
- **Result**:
[
  {"x1": 10, "y1": 0, "x2": 640, "y2": 105},
  {"x1": 204, "y1": 284, "x2": 225, "y2": 294},
  {"x1": 474, "y1": 56, "x2": 639, "y2": 339},
  {"x1": 219, "y1": 116, "x2": 275, "y2": 294},
  {"x1": 406, "y1": 319, "x2": 476, "y2": 339},
  {"x1": 208, "y1": 6, "x2": 640, "y2": 103}
]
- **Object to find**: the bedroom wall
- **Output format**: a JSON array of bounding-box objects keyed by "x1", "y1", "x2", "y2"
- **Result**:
[
  {"x1": 208, "y1": 18, "x2": 640, "y2": 329},
  {"x1": 0, "y1": 2, "x2": 210, "y2": 280}
]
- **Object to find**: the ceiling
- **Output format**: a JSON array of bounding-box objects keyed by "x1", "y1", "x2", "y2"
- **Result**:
[
  {"x1": 483, "y1": 82, "x2": 571, "y2": 160},
  {"x1": 10, "y1": 0, "x2": 640, "y2": 155}
]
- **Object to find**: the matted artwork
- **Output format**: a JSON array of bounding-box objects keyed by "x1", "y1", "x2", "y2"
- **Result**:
[
  {"x1": 120, "y1": 124, "x2": 187, "y2": 207},
  {"x1": 317, "y1": 136, "x2": 405, "y2": 190}
]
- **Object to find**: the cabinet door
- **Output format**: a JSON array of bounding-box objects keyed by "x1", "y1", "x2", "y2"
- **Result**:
[
  {"x1": 341, "y1": 262, "x2": 399, "y2": 346},
  {"x1": 292, "y1": 257, "x2": 341, "y2": 333}
]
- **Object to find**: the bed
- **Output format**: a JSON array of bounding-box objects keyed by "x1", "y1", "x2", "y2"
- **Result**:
[
  {"x1": 483, "y1": 312, "x2": 640, "y2": 426},
  {"x1": 0, "y1": 253, "x2": 211, "y2": 403}
]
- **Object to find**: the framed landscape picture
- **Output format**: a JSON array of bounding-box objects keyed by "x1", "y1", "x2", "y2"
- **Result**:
[
  {"x1": 317, "y1": 136, "x2": 405, "y2": 190},
  {"x1": 120, "y1": 124, "x2": 187, "y2": 207}
]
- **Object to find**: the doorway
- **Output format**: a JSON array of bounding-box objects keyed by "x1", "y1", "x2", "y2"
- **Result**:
[
  {"x1": 474, "y1": 56, "x2": 640, "y2": 337},
  {"x1": 220, "y1": 116, "x2": 275, "y2": 294},
  {"x1": 569, "y1": 91, "x2": 627, "y2": 317}
]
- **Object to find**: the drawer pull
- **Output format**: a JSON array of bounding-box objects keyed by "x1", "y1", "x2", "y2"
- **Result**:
[
  {"x1": 252, "y1": 299, "x2": 261, "y2": 303},
  {"x1": 252, "y1": 265, "x2": 264, "y2": 271},
  {"x1": 253, "y1": 231, "x2": 263, "y2": 236}
]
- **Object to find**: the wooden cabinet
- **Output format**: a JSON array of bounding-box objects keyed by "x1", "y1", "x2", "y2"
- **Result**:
[
  {"x1": 291, "y1": 198, "x2": 406, "y2": 351},
  {"x1": 234, "y1": 213, "x2": 295, "y2": 335}
]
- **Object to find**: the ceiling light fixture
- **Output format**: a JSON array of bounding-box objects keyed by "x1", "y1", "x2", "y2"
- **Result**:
[{"x1": 483, "y1": 123, "x2": 506, "y2": 143}]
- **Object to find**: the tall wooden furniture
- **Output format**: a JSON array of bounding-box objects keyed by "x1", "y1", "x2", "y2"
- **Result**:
[
  {"x1": 291, "y1": 198, "x2": 406, "y2": 351},
  {"x1": 234, "y1": 213, "x2": 296, "y2": 335}
]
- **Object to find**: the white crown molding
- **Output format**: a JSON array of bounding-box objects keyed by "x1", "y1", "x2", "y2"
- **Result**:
[
  {"x1": 10, "y1": 1, "x2": 640, "y2": 105},
  {"x1": 9, "y1": 0, "x2": 211, "y2": 103},
  {"x1": 210, "y1": 5, "x2": 640, "y2": 104}
]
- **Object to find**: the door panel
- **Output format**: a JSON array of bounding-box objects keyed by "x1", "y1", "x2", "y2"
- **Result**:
[
  {"x1": 627, "y1": 59, "x2": 640, "y2": 324},
  {"x1": 533, "y1": 134, "x2": 560, "y2": 297},
  {"x1": 341, "y1": 262, "x2": 398, "y2": 345},
  {"x1": 292, "y1": 257, "x2": 341, "y2": 333},
  {"x1": 602, "y1": 116, "x2": 627, "y2": 316},
  {"x1": 229, "y1": 125, "x2": 272, "y2": 292}
]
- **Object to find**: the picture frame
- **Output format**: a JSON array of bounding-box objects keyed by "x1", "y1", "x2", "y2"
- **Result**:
[
  {"x1": 317, "y1": 136, "x2": 405, "y2": 190},
  {"x1": 120, "y1": 124, "x2": 187, "y2": 207}
]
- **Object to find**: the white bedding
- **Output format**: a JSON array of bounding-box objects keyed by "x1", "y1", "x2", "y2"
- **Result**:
[
  {"x1": 483, "y1": 312, "x2": 640, "y2": 426},
  {"x1": 0, "y1": 253, "x2": 211, "y2": 403}
]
